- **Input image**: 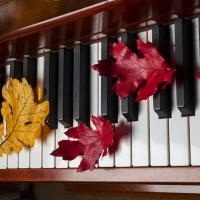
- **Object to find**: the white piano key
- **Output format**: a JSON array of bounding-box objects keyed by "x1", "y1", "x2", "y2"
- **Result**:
[
  {"x1": 4, "y1": 63, "x2": 10, "y2": 89},
  {"x1": 98, "y1": 127, "x2": 115, "y2": 167},
  {"x1": 42, "y1": 125, "x2": 55, "y2": 168},
  {"x1": 55, "y1": 122, "x2": 68, "y2": 168},
  {"x1": 19, "y1": 146, "x2": 29, "y2": 168},
  {"x1": 30, "y1": 56, "x2": 44, "y2": 168},
  {"x1": 0, "y1": 64, "x2": 9, "y2": 169},
  {"x1": 0, "y1": 118, "x2": 7, "y2": 169},
  {"x1": 115, "y1": 98, "x2": 132, "y2": 167},
  {"x1": 42, "y1": 51, "x2": 56, "y2": 168},
  {"x1": 147, "y1": 29, "x2": 152, "y2": 44},
  {"x1": 98, "y1": 42, "x2": 102, "y2": 124},
  {"x1": 30, "y1": 136, "x2": 42, "y2": 168},
  {"x1": 149, "y1": 96, "x2": 169, "y2": 166},
  {"x1": 132, "y1": 101, "x2": 149, "y2": 166},
  {"x1": 0, "y1": 154, "x2": 7, "y2": 169},
  {"x1": 148, "y1": 29, "x2": 169, "y2": 166},
  {"x1": 114, "y1": 36, "x2": 131, "y2": 167},
  {"x1": 0, "y1": 119, "x2": 7, "y2": 169},
  {"x1": 132, "y1": 31, "x2": 149, "y2": 166},
  {"x1": 0, "y1": 121, "x2": 7, "y2": 169},
  {"x1": 169, "y1": 24, "x2": 190, "y2": 166},
  {"x1": 69, "y1": 120, "x2": 82, "y2": 168},
  {"x1": 7, "y1": 151, "x2": 19, "y2": 169},
  {"x1": 190, "y1": 17, "x2": 200, "y2": 165},
  {"x1": 169, "y1": 81, "x2": 190, "y2": 166},
  {"x1": 90, "y1": 42, "x2": 99, "y2": 168},
  {"x1": 90, "y1": 42, "x2": 99, "y2": 122},
  {"x1": 98, "y1": 42, "x2": 114, "y2": 167}
]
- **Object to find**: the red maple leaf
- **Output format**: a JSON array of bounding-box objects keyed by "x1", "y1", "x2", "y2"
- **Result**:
[
  {"x1": 51, "y1": 116, "x2": 114, "y2": 172},
  {"x1": 91, "y1": 40, "x2": 175, "y2": 101},
  {"x1": 197, "y1": 72, "x2": 200, "y2": 79}
]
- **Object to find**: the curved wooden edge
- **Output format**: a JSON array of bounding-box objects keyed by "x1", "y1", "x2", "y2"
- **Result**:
[
  {"x1": 0, "y1": 0, "x2": 11, "y2": 4},
  {"x1": 1, "y1": 167, "x2": 200, "y2": 184},
  {"x1": 0, "y1": 0, "x2": 122, "y2": 42},
  {"x1": 0, "y1": 0, "x2": 199, "y2": 43},
  {"x1": 0, "y1": 0, "x2": 108, "y2": 35}
]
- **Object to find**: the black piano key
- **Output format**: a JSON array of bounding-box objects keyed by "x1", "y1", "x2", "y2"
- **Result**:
[
  {"x1": 101, "y1": 37, "x2": 118, "y2": 123},
  {"x1": 44, "y1": 51, "x2": 59, "y2": 129},
  {"x1": 73, "y1": 44, "x2": 90, "y2": 125},
  {"x1": 175, "y1": 19, "x2": 195, "y2": 116},
  {"x1": 121, "y1": 32, "x2": 138, "y2": 121},
  {"x1": 0, "y1": 66, "x2": 5, "y2": 123},
  {"x1": 58, "y1": 48, "x2": 73, "y2": 128},
  {"x1": 10, "y1": 60, "x2": 23, "y2": 80},
  {"x1": 152, "y1": 24, "x2": 171, "y2": 118},
  {"x1": 121, "y1": 92, "x2": 138, "y2": 122},
  {"x1": 23, "y1": 57, "x2": 37, "y2": 88}
]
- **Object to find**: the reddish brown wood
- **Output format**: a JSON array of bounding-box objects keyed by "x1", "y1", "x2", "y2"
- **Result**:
[
  {"x1": 1, "y1": 167, "x2": 200, "y2": 184},
  {"x1": 0, "y1": 0, "x2": 199, "y2": 65},
  {"x1": 0, "y1": 0, "x2": 106, "y2": 35},
  {"x1": 0, "y1": 0, "x2": 11, "y2": 5},
  {"x1": 0, "y1": 0, "x2": 200, "y2": 190}
]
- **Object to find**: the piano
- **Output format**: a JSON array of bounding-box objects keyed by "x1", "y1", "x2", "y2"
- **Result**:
[{"x1": 0, "y1": 0, "x2": 200, "y2": 198}]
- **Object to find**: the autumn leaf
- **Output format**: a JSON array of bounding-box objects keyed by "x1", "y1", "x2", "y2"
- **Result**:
[
  {"x1": 51, "y1": 116, "x2": 114, "y2": 172},
  {"x1": 197, "y1": 72, "x2": 200, "y2": 79},
  {"x1": 91, "y1": 40, "x2": 175, "y2": 101},
  {"x1": 0, "y1": 78, "x2": 49, "y2": 156}
]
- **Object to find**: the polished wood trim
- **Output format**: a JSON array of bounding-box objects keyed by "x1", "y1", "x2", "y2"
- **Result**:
[
  {"x1": 1, "y1": 167, "x2": 200, "y2": 183},
  {"x1": 0, "y1": 0, "x2": 198, "y2": 43},
  {"x1": 0, "y1": 0, "x2": 106, "y2": 36}
]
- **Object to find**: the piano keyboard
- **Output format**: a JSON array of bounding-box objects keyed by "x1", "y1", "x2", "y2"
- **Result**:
[{"x1": 0, "y1": 16, "x2": 200, "y2": 170}]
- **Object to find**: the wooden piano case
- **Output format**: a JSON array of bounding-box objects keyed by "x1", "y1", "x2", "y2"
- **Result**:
[{"x1": 0, "y1": 0, "x2": 200, "y2": 198}]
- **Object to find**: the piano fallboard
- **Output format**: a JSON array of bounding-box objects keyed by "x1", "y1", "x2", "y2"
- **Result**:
[{"x1": 0, "y1": 0, "x2": 199, "y2": 64}]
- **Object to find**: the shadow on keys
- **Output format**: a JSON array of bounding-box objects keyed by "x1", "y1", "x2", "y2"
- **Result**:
[{"x1": 114, "y1": 121, "x2": 132, "y2": 154}]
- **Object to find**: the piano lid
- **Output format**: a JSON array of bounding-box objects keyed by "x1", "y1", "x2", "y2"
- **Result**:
[
  {"x1": 0, "y1": 0, "x2": 106, "y2": 35},
  {"x1": 0, "y1": 0, "x2": 199, "y2": 39}
]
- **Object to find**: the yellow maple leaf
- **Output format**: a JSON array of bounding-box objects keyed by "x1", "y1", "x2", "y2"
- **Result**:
[{"x1": 0, "y1": 78, "x2": 49, "y2": 156}]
